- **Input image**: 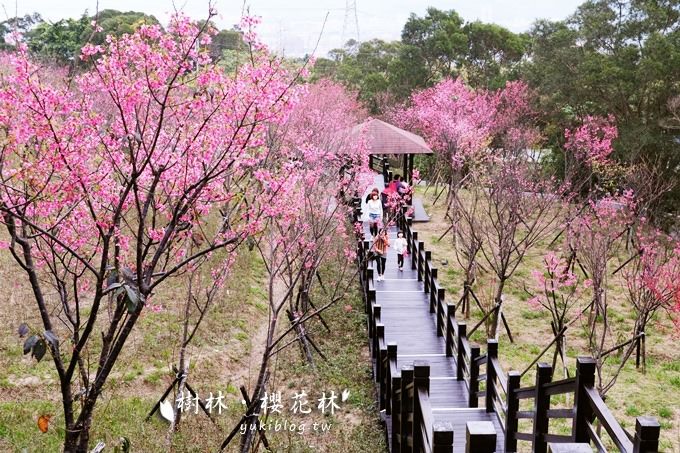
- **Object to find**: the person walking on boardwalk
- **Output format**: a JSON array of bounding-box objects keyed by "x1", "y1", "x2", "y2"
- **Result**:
[
  {"x1": 393, "y1": 230, "x2": 407, "y2": 271},
  {"x1": 372, "y1": 229, "x2": 389, "y2": 281},
  {"x1": 366, "y1": 191, "x2": 383, "y2": 237},
  {"x1": 398, "y1": 175, "x2": 412, "y2": 204},
  {"x1": 365, "y1": 187, "x2": 379, "y2": 204}
]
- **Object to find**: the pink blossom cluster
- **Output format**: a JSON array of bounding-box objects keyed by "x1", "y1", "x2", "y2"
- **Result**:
[
  {"x1": 528, "y1": 252, "x2": 581, "y2": 310},
  {"x1": 625, "y1": 230, "x2": 680, "y2": 314},
  {"x1": 394, "y1": 78, "x2": 495, "y2": 168},
  {"x1": 250, "y1": 80, "x2": 372, "y2": 274},
  {"x1": 564, "y1": 115, "x2": 618, "y2": 166},
  {"x1": 0, "y1": 13, "x2": 303, "y2": 299},
  {"x1": 394, "y1": 78, "x2": 539, "y2": 169}
]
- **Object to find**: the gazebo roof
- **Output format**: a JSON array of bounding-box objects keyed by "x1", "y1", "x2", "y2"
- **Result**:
[{"x1": 351, "y1": 118, "x2": 433, "y2": 155}]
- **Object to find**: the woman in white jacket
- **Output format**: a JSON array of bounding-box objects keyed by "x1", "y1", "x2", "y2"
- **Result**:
[{"x1": 366, "y1": 192, "x2": 383, "y2": 237}]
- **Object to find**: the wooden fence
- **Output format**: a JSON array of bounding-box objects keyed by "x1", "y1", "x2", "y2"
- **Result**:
[{"x1": 351, "y1": 200, "x2": 661, "y2": 453}]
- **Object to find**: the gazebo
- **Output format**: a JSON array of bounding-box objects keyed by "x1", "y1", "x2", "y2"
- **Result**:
[
  {"x1": 350, "y1": 118, "x2": 433, "y2": 185},
  {"x1": 351, "y1": 118, "x2": 433, "y2": 222}
]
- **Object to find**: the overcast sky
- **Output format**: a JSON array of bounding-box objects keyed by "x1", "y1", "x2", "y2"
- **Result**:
[{"x1": 8, "y1": 1, "x2": 586, "y2": 56}]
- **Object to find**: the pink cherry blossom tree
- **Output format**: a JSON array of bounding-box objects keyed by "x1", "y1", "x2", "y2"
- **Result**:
[
  {"x1": 566, "y1": 191, "x2": 640, "y2": 392},
  {"x1": 564, "y1": 115, "x2": 618, "y2": 166},
  {"x1": 395, "y1": 79, "x2": 541, "y2": 322},
  {"x1": 563, "y1": 115, "x2": 620, "y2": 196},
  {"x1": 622, "y1": 230, "x2": 680, "y2": 373},
  {"x1": 0, "y1": 12, "x2": 302, "y2": 451},
  {"x1": 476, "y1": 156, "x2": 568, "y2": 339},
  {"x1": 525, "y1": 251, "x2": 586, "y2": 378},
  {"x1": 394, "y1": 77, "x2": 495, "y2": 207},
  {"x1": 221, "y1": 80, "x2": 372, "y2": 452}
]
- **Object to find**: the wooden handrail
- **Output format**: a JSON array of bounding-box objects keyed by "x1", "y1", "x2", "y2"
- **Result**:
[
  {"x1": 352, "y1": 204, "x2": 660, "y2": 453},
  {"x1": 514, "y1": 385, "x2": 536, "y2": 400},
  {"x1": 490, "y1": 357, "x2": 507, "y2": 395},
  {"x1": 543, "y1": 377, "x2": 576, "y2": 396},
  {"x1": 418, "y1": 387, "x2": 434, "y2": 448},
  {"x1": 585, "y1": 386, "x2": 634, "y2": 452}
]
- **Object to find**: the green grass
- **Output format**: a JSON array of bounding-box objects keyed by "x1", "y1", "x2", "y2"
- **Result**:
[
  {"x1": 413, "y1": 184, "x2": 680, "y2": 451},
  {"x1": 0, "y1": 243, "x2": 385, "y2": 452}
]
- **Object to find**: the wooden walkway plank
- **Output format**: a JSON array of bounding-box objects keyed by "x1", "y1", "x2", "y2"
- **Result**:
[{"x1": 360, "y1": 212, "x2": 506, "y2": 452}]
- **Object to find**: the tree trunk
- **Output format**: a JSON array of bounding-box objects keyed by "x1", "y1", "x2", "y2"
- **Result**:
[
  {"x1": 463, "y1": 285, "x2": 471, "y2": 319},
  {"x1": 171, "y1": 286, "x2": 194, "y2": 436},
  {"x1": 240, "y1": 317, "x2": 277, "y2": 453},
  {"x1": 288, "y1": 310, "x2": 315, "y2": 367},
  {"x1": 488, "y1": 278, "x2": 506, "y2": 339},
  {"x1": 62, "y1": 412, "x2": 92, "y2": 453}
]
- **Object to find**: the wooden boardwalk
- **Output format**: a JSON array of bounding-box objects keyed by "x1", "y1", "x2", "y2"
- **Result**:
[
  {"x1": 363, "y1": 223, "x2": 504, "y2": 452},
  {"x1": 353, "y1": 191, "x2": 662, "y2": 453}
]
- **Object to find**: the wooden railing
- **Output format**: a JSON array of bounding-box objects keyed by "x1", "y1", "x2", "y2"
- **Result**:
[
  {"x1": 368, "y1": 155, "x2": 392, "y2": 185},
  {"x1": 352, "y1": 198, "x2": 660, "y2": 453}
]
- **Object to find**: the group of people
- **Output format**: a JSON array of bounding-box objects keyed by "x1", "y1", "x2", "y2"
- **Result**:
[
  {"x1": 371, "y1": 230, "x2": 407, "y2": 281},
  {"x1": 365, "y1": 173, "x2": 412, "y2": 237},
  {"x1": 364, "y1": 173, "x2": 412, "y2": 281}
]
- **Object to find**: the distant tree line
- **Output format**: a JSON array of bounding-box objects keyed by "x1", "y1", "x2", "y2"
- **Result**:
[
  {"x1": 0, "y1": 9, "x2": 244, "y2": 66},
  {"x1": 1, "y1": 2, "x2": 679, "y2": 223},
  {"x1": 313, "y1": 1, "x2": 680, "y2": 226}
]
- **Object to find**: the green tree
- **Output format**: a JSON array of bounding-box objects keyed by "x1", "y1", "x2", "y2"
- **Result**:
[
  {"x1": 209, "y1": 28, "x2": 244, "y2": 59},
  {"x1": 463, "y1": 21, "x2": 527, "y2": 89},
  {"x1": 401, "y1": 7, "x2": 468, "y2": 83},
  {"x1": 26, "y1": 10, "x2": 158, "y2": 64},
  {"x1": 522, "y1": 0, "x2": 680, "y2": 221},
  {"x1": 26, "y1": 16, "x2": 90, "y2": 63},
  {"x1": 0, "y1": 13, "x2": 43, "y2": 50},
  {"x1": 327, "y1": 39, "x2": 402, "y2": 113}
]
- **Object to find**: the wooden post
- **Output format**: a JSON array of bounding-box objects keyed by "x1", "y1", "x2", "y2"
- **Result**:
[
  {"x1": 374, "y1": 323, "x2": 384, "y2": 382},
  {"x1": 533, "y1": 362, "x2": 553, "y2": 453},
  {"x1": 466, "y1": 421, "x2": 496, "y2": 453},
  {"x1": 363, "y1": 265, "x2": 372, "y2": 297},
  {"x1": 379, "y1": 345, "x2": 387, "y2": 411},
  {"x1": 409, "y1": 153, "x2": 415, "y2": 185},
  {"x1": 457, "y1": 322, "x2": 467, "y2": 380},
  {"x1": 417, "y1": 241, "x2": 425, "y2": 281},
  {"x1": 424, "y1": 251, "x2": 432, "y2": 293},
  {"x1": 403, "y1": 154, "x2": 408, "y2": 183},
  {"x1": 400, "y1": 365, "x2": 414, "y2": 450},
  {"x1": 469, "y1": 344, "x2": 480, "y2": 408},
  {"x1": 392, "y1": 371, "x2": 403, "y2": 452},
  {"x1": 369, "y1": 304, "x2": 380, "y2": 340},
  {"x1": 433, "y1": 421, "x2": 454, "y2": 453},
  {"x1": 411, "y1": 231, "x2": 418, "y2": 270},
  {"x1": 429, "y1": 269, "x2": 439, "y2": 310},
  {"x1": 436, "y1": 288, "x2": 446, "y2": 336},
  {"x1": 386, "y1": 343, "x2": 397, "y2": 416},
  {"x1": 486, "y1": 340, "x2": 498, "y2": 413},
  {"x1": 505, "y1": 371, "x2": 521, "y2": 453},
  {"x1": 633, "y1": 416, "x2": 660, "y2": 453},
  {"x1": 383, "y1": 158, "x2": 390, "y2": 185},
  {"x1": 573, "y1": 357, "x2": 596, "y2": 444},
  {"x1": 367, "y1": 287, "x2": 376, "y2": 318},
  {"x1": 446, "y1": 303, "x2": 456, "y2": 356},
  {"x1": 413, "y1": 362, "x2": 430, "y2": 453}
]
